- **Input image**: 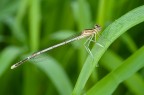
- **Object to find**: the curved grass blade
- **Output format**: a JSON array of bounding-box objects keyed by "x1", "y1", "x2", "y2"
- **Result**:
[
  {"x1": 0, "y1": 46, "x2": 21, "y2": 77},
  {"x1": 87, "y1": 46, "x2": 144, "y2": 95},
  {"x1": 32, "y1": 54, "x2": 73, "y2": 95},
  {"x1": 101, "y1": 50, "x2": 144, "y2": 95},
  {"x1": 72, "y1": 5, "x2": 144, "y2": 95}
]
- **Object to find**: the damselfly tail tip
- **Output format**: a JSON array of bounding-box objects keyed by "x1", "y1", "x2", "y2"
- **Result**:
[{"x1": 11, "y1": 64, "x2": 17, "y2": 69}]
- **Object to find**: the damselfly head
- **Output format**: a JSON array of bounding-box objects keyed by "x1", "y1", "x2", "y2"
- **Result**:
[{"x1": 94, "y1": 24, "x2": 101, "y2": 31}]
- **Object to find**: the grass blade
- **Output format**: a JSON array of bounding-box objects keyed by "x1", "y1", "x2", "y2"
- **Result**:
[
  {"x1": 72, "y1": 5, "x2": 144, "y2": 95},
  {"x1": 0, "y1": 46, "x2": 21, "y2": 77},
  {"x1": 33, "y1": 55, "x2": 73, "y2": 95},
  {"x1": 29, "y1": 0, "x2": 41, "y2": 51},
  {"x1": 87, "y1": 46, "x2": 144, "y2": 95},
  {"x1": 101, "y1": 50, "x2": 144, "y2": 94}
]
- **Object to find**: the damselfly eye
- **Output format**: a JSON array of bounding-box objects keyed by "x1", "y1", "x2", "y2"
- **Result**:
[{"x1": 94, "y1": 24, "x2": 101, "y2": 31}]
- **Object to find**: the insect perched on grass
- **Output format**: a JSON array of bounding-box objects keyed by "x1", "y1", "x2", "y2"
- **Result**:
[{"x1": 11, "y1": 25, "x2": 102, "y2": 69}]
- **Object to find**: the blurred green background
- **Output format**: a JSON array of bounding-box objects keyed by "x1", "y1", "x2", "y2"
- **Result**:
[{"x1": 0, "y1": 0, "x2": 144, "y2": 95}]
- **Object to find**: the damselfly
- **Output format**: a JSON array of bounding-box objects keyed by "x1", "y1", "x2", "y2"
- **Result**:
[{"x1": 11, "y1": 25, "x2": 101, "y2": 69}]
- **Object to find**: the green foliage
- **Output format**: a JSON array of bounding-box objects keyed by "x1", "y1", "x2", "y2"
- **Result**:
[
  {"x1": 72, "y1": 5, "x2": 144, "y2": 95},
  {"x1": 0, "y1": 0, "x2": 144, "y2": 95}
]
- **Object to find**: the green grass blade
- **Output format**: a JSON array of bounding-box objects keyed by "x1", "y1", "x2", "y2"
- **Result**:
[
  {"x1": 78, "y1": 0, "x2": 92, "y2": 29},
  {"x1": 16, "y1": 0, "x2": 29, "y2": 23},
  {"x1": 71, "y1": 0, "x2": 92, "y2": 30},
  {"x1": 0, "y1": 1, "x2": 19, "y2": 21},
  {"x1": 5, "y1": 17, "x2": 26, "y2": 44},
  {"x1": 13, "y1": 0, "x2": 29, "y2": 44},
  {"x1": 125, "y1": 74, "x2": 144, "y2": 95},
  {"x1": 33, "y1": 55, "x2": 73, "y2": 95},
  {"x1": 101, "y1": 50, "x2": 123, "y2": 70},
  {"x1": 96, "y1": 0, "x2": 106, "y2": 26},
  {"x1": 87, "y1": 46, "x2": 144, "y2": 95},
  {"x1": 121, "y1": 33, "x2": 137, "y2": 52},
  {"x1": 72, "y1": 5, "x2": 144, "y2": 95},
  {"x1": 23, "y1": 66, "x2": 41, "y2": 95},
  {"x1": 0, "y1": 46, "x2": 21, "y2": 77},
  {"x1": 101, "y1": 50, "x2": 144, "y2": 94},
  {"x1": 29, "y1": 0, "x2": 41, "y2": 51}
]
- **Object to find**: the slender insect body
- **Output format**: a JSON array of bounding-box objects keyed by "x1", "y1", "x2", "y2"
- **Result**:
[{"x1": 11, "y1": 25, "x2": 102, "y2": 69}]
